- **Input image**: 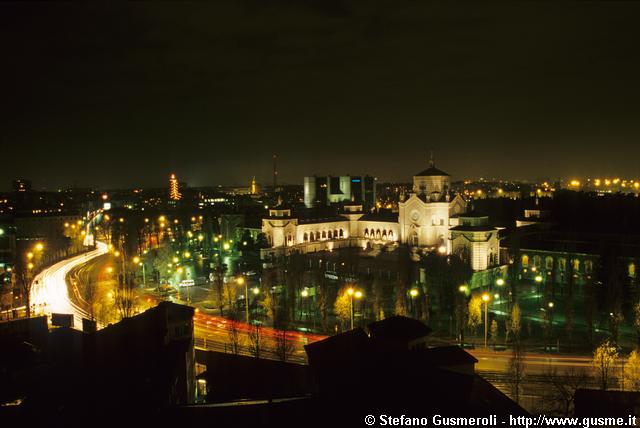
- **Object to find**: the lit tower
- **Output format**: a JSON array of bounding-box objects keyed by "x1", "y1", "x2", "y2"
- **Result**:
[
  {"x1": 273, "y1": 154, "x2": 278, "y2": 191},
  {"x1": 169, "y1": 173, "x2": 182, "y2": 201},
  {"x1": 250, "y1": 176, "x2": 257, "y2": 195}
]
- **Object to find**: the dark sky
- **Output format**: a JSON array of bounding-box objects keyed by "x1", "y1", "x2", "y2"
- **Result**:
[{"x1": 2, "y1": 1, "x2": 640, "y2": 190}]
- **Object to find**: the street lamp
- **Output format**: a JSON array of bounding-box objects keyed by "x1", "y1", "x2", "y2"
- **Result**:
[
  {"x1": 482, "y1": 293, "x2": 491, "y2": 349},
  {"x1": 237, "y1": 276, "x2": 249, "y2": 324},
  {"x1": 347, "y1": 287, "x2": 363, "y2": 330},
  {"x1": 409, "y1": 288, "x2": 419, "y2": 318},
  {"x1": 496, "y1": 278, "x2": 505, "y2": 286}
]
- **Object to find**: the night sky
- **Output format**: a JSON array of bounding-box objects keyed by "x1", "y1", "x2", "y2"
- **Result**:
[{"x1": 2, "y1": 1, "x2": 640, "y2": 190}]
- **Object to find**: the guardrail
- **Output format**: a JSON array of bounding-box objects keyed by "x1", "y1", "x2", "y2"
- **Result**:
[{"x1": 193, "y1": 336, "x2": 308, "y2": 365}]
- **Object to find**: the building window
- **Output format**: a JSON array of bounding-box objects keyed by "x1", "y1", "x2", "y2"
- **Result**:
[
  {"x1": 521, "y1": 255, "x2": 529, "y2": 267},
  {"x1": 382, "y1": 230, "x2": 388, "y2": 240},
  {"x1": 533, "y1": 255, "x2": 541, "y2": 268},
  {"x1": 303, "y1": 232, "x2": 308, "y2": 242},
  {"x1": 389, "y1": 231, "x2": 394, "y2": 240},
  {"x1": 364, "y1": 228, "x2": 369, "y2": 238},
  {"x1": 328, "y1": 230, "x2": 333, "y2": 239},
  {"x1": 411, "y1": 231, "x2": 419, "y2": 246},
  {"x1": 558, "y1": 258, "x2": 566, "y2": 271},
  {"x1": 334, "y1": 229, "x2": 338, "y2": 238},
  {"x1": 376, "y1": 229, "x2": 381, "y2": 239},
  {"x1": 545, "y1": 256, "x2": 553, "y2": 270},
  {"x1": 439, "y1": 219, "x2": 444, "y2": 226},
  {"x1": 339, "y1": 229, "x2": 344, "y2": 238},
  {"x1": 585, "y1": 260, "x2": 593, "y2": 274},
  {"x1": 630, "y1": 263, "x2": 636, "y2": 278},
  {"x1": 573, "y1": 259, "x2": 580, "y2": 272},
  {"x1": 322, "y1": 230, "x2": 326, "y2": 239}
]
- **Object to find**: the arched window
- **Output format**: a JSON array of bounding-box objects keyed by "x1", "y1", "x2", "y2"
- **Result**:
[
  {"x1": 382, "y1": 230, "x2": 388, "y2": 240},
  {"x1": 315, "y1": 231, "x2": 320, "y2": 241},
  {"x1": 322, "y1": 230, "x2": 326, "y2": 239},
  {"x1": 558, "y1": 258, "x2": 566, "y2": 271},
  {"x1": 303, "y1": 232, "x2": 308, "y2": 242},
  {"x1": 585, "y1": 260, "x2": 593, "y2": 274},
  {"x1": 388, "y1": 230, "x2": 394, "y2": 240},
  {"x1": 364, "y1": 228, "x2": 369, "y2": 238},
  {"x1": 334, "y1": 229, "x2": 338, "y2": 238},
  {"x1": 411, "y1": 231, "x2": 419, "y2": 246},
  {"x1": 339, "y1": 229, "x2": 344, "y2": 237},
  {"x1": 328, "y1": 230, "x2": 333, "y2": 239},
  {"x1": 545, "y1": 256, "x2": 553, "y2": 270},
  {"x1": 533, "y1": 255, "x2": 541, "y2": 268},
  {"x1": 376, "y1": 229, "x2": 381, "y2": 239},
  {"x1": 309, "y1": 232, "x2": 315, "y2": 242},
  {"x1": 521, "y1": 255, "x2": 529, "y2": 267}
]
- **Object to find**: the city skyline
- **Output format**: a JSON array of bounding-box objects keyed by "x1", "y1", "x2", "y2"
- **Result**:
[{"x1": 2, "y1": 1, "x2": 640, "y2": 190}]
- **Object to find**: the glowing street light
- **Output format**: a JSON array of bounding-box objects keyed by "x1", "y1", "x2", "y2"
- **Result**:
[
  {"x1": 237, "y1": 276, "x2": 250, "y2": 323},
  {"x1": 409, "y1": 288, "x2": 419, "y2": 318},
  {"x1": 482, "y1": 293, "x2": 491, "y2": 348},
  {"x1": 496, "y1": 278, "x2": 505, "y2": 286},
  {"x1": 535, "y1": 275, "x2": 543, "y2": 283},
  {"x1": 35, "y1": 243, "x2": 44, "y2": 251},
  {"x1": 347, "y1": 287, "x2": 363, "y2": 329},
  {"x1": 458, "y1": 285, "x2": 468, "y2": 294}
]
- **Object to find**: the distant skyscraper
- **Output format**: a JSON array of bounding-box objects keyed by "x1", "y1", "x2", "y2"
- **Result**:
[
  {"x1": 250, "y1": 176, "x2": 258, "y2": 195},
  {"x1": 169, "y1": 173, "x2": 182, "y2": 201},
  {"x1": 304, "y1": 175, "x2": 376, "y2": 210}
]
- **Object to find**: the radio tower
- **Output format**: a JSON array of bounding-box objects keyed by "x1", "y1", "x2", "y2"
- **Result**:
[{"x1": 272, "y1": 154, "x2": 278, "y2": 192}]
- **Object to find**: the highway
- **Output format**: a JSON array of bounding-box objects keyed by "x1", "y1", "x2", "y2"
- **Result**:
[
  {"x1": 27, "y1": 241, "x2": 601, "y2": 375},
  {"x1": 30, "y1": 241, "x2": 109, "y2": 329}
]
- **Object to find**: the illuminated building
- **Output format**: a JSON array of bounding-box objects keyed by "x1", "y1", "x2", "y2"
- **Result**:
[
  {"x1": 263, "y1": 160, "x2": 497, "y2": 271},
  {"x1": 304, "y1": 175, "x2": 376, "y2": 210}
]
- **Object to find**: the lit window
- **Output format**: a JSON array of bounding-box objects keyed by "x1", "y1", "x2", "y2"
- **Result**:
[{"x1": 521, "y1": 255, "x2": 529, "y2": 267}]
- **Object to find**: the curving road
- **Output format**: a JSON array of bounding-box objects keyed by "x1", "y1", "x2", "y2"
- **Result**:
[{"x1": 30, "y1": 241, "x2": 109, "y2": 329}]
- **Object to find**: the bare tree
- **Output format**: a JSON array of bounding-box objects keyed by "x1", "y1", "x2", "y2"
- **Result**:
[
  {"x1": 114, "y1": 277, "x2": 135, "y2": 320},
  {"x1": 248, "y1": 321, "x2": 263, "y2": 358},
  {"x1": 226, "y1": 309, "x2": 243, "y2": 355},
  {"x1": 507, "y1": 343, "x2": 526, "y2": 404},
  {"x1": 542, "y1": 366, "x2": 590, "y2": 416},
  {"x1": 275, "y1": 323, "x2": 295, "y2": 361}
]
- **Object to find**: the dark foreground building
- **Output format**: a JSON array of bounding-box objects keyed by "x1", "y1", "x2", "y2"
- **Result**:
[{"x1": 0, "y1": 302, "x2": 194, "y2": 424}]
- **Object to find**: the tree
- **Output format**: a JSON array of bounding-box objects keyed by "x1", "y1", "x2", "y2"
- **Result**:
[
  {"x1": 274, "y1": 311, "x2": 295, "y2": 362},
  {"x1": 633, "y1": 302, "x2": 640, "y2": 349},
  {"x1": 542, "y1": 366, "x2": 589, "y2": 416},
  {"x1": 467, "y1": 295, "x2": 482, "y2": 337},
  {"x1": 372, "y1": 275, "x2": 385, "y2": 321},
  {"x1": 624, "y1": 350, "x2": 640, "y2": 391},
  {"x1": 490, "y1": 319, "x2": 499, "y2": 348},
  {"x1": 334, "y1": 287, "x2": 352, "y2": 331},
  {"x1": 592, "y1": 340, "x2": 619, "y2": 390},
  {"x1": 510, "y1": 303, "x2": 521, "y2": 342},
  {"x1": 255, "y1": 233, "x2": 270, "y2": 249},
  {"x1": 248, "y1": 321, "x2": 263, "y2": 358},
  {"x1": 211, "y1": 263, "x2": 226, "y2": 316},
  {"x1": 508, "y1": 343, "x2": 526, "y2": 404},
  {"x1": 114, "y1": 280, "x2": 135, "y2": 320},
  {"x1": 226, "y1": 309, "x2": 243, "y2": 355}
]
